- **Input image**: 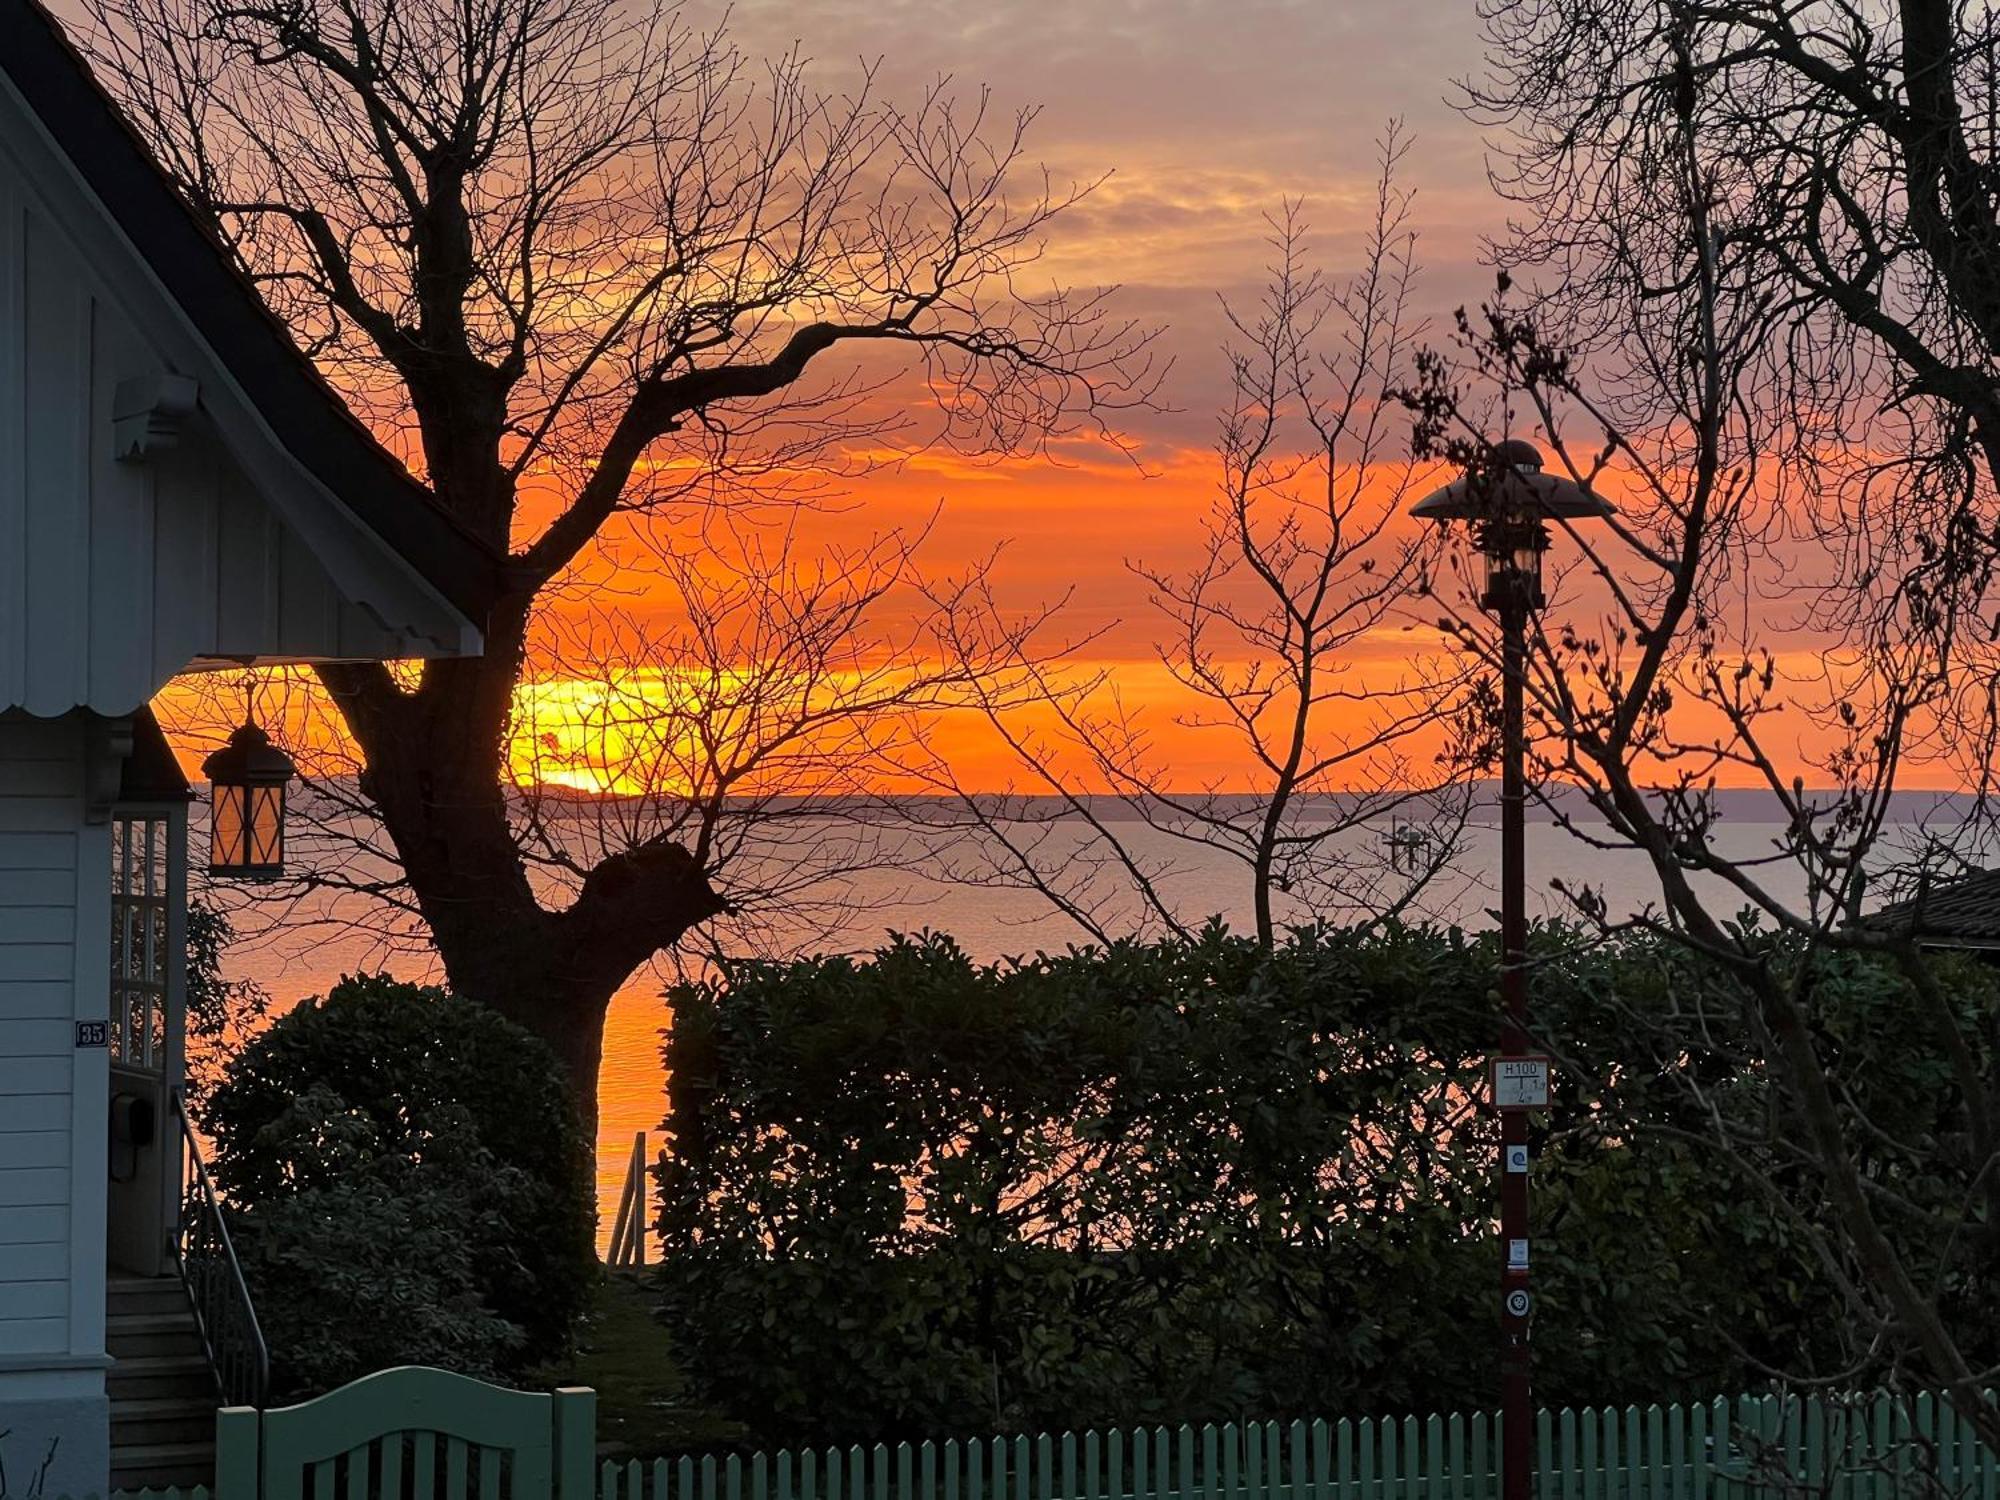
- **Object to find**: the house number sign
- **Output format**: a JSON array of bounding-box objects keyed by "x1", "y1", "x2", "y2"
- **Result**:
[{"x1": 75, "y1": 1020, "x2": 108, "y2": 1048}]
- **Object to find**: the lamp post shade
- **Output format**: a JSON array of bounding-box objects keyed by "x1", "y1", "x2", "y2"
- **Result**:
[
  {"x1": 200, "y1": 721, "x2": 296, "y2": 880},
  {"x1": 1410, "y1": 440, "x2": 1613, "y2": 612}
]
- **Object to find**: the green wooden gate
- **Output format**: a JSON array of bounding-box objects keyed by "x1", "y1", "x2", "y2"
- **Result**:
[{"x1": 214, "y1": 1367, "x2": 597, "y2": 1500}]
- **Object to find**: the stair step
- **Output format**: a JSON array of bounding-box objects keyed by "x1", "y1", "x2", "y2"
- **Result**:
[
  {"x1": 106, "y1": 1276, "x2": 218, "y2": 1490},
  {"x1": 108, "y1": 1332, "x2": 208, "y2": 1360},
  {"x1": 109, "y1": 1442, "x2": 216, "y2": 1466},
  {"x1": 109, "y1": 1354, "x2": 210, "y2": 1374},
  {"x1": 108, "y1": 1285, "x2": 194, "y2": 1317},
  {"x1": 111, "y1": 1472, "x2": 217, "y2": 1495},
  {"x1": 109, "y1": 1312, "x2": 196, "y2": 1334},
  {"x1": 113, "y1": 1393, "x2": 219, "y2": 1447},
  {"x1": 107, "y1": 1354, "x2": 218, "y2": 1402},
  {"x1": 110, "y1": 1439, "x2": 215, "y2": 1492},
  {"x1": 111, "y1": 1472, "x2": 217, "y2": 1496},
  {"x1": 108, "y1": 1311, "x2": 204, "y2": 1346},
  {"x1": 109, "y1": 1277, "x2": 188, "y2": 1294},
  {"x1": 113, "y1": 1418, "x2": 215, "y2": 1448},
  {"x1": 112, "y1": 1395, "x2": 218, "y2": 1418}
]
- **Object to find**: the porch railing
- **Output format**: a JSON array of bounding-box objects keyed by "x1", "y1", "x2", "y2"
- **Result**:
[
  {"x1": 171, "y1": 1090, "x2": 269, "y2": 1408},
  {"x1": 606, "y1": 1130, "x2": 650, "y2": 1272}
]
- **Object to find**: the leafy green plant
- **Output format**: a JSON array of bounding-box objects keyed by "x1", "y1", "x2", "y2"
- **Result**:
[
  {"x1": 203, "y1": 974, "x2": 595, "y2": 1393},
  {"x1": 654, "y1": 923, "x2": 1877, "y2": 1445}
]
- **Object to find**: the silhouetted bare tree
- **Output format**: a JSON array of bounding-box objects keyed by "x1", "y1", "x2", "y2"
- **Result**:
[
  {"x1": 914, "y1": 137, "x2": 1478, "y2": 949},
  {"x1": 86, "y1": 0, "x2": 1156, "y2": 1123},
  {"x1": 1409, "y1": 0, "x2": 2000, "y2": 1443}
]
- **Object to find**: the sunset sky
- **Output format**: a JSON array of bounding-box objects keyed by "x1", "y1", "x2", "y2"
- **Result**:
[
  {"x1": 685, "y1": 0, "x2": 1503, "y2": 618},
  {"x1": 134, "y1": 0, "x2": 1532, "y2": 794},
  {"x1": 120, "y1": 0, "x2": 1919, "y2": 793},
  {"x1": 506, "y1": 0, "x2": 1520, "y2": 792}
]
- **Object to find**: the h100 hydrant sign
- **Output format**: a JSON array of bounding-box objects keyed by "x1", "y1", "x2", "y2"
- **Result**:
[{"x1": 1489, "y1": 1056, "x2": 1551, "y2": 1110}]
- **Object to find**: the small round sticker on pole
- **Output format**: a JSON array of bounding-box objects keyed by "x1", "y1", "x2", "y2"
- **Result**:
[{"x1": 1505, "y1": 1288, "x2": 1531, "y2": 1318}]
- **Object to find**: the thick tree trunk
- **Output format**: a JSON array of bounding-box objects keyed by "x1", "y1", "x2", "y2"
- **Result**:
[
  {"x1": 455, "y1": 839, "x2": 724, "y2": 1130},
  {"x1": 300, "y1": 223, "x2": 751, "y2": 1136},
  {"x1": 319, "y1": 636, "x2": 726, "y2": 1133}
]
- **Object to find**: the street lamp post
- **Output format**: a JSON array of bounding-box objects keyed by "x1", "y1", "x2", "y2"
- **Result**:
[{"x1": 1410, "y1": 439, "x2": 1611, "y2": 1500}]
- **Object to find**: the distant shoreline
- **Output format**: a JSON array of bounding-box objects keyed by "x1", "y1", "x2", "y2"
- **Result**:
[{"x1": 437, "y1": 782, "x2": 1989, "y2": 824}]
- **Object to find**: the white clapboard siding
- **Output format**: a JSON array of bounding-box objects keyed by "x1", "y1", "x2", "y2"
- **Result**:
[
  {"x1": 0, "y1": 979, "x2": 70, "y2": 1015},
  {"x1": 0, "y1": 711, "x2": 76, "y2": 1356},
  {"x1": 0, "y1": 1169, "x2": 67, "y2": 1206},
  {"x1": 0, "y1": 1016, "x2": 71, "y2": 1048},
  {"x1": 0, "y1": 1056, "x2": 70, "y2": 1094},
  {"x1": 0, "y1": 159, "x2": 24, "y2": 713},
  {"x1": 0, "y1": 1241, "x2": 67, "y2": 1281},
  {"x1": 0, "y1": 908, "x2": 75, "y2": 944},
  {"x1": 0, "y1": 1093, "x2": 66, "y2": 1132},
  {"x1": 0, "y1": 1318, "x2": 65, "y2": 1356},
  {"x1": 0, "y1": 949, "x2": 72, "y2": 983},
  {"x1": 1, "y1": 1015, "x2": 69, "y2": 1050},
  {"x1": 0, "y1": 872, "x2": 61, "y2": 903},
  {"x1": 3, "y1": 1132, "x2": 68, "y2": 1169},
  {"x1": 0, "y1": 1281, "x2": 66, "y2": 1318},
  {"x1": 0, "y1": 1204, "x2": 65, "y2": 1245},
  {"x1": 0, "y1": 834, "x2": 71, "y2": 870},
  {"x1": 0, "y1": 76, "x2": 471, "y2": 718}
]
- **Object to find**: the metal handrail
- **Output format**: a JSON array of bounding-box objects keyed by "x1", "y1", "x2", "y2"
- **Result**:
[
  {"x1": 606, "y1": 1130, "x2": 649, "y2": 1272},
  {"x1": 171, "y1": 1090, "x2": 269, "y2": 1408}
]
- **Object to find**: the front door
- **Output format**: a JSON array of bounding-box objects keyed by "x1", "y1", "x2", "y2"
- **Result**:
[{"x1": 106, "y1": 802, "x2": 187, "y2": 1277}]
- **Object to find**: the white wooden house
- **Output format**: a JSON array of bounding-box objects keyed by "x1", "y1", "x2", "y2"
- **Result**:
[{"x1": 0, "y1": 1, "x2": 499, "y2": 1492}]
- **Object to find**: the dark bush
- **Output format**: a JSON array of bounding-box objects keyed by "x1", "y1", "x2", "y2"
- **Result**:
[
  {"x1": 203, "y1": 974, "x2": 595, "y2": 1394},
  {"x1": 655, "y1": 923, "x2": 1858, "y2": 1444}
]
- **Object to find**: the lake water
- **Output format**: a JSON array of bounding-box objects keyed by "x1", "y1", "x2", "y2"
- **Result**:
[{"x1": 213, "y1": 807, "x2": 1980, "y2": 1234}]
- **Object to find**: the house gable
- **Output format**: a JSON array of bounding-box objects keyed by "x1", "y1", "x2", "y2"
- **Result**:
[{"x1": 0, "y1": 1, "x2": 502, "y2": 716}]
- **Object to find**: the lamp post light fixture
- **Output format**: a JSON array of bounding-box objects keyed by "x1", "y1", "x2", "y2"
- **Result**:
[
  {"x1": 1410, "y1": 438, "x2": 1611, "y2": 1500},
  {"x1": 200, "y1": 717, "x2": 296, "y2": 880}
]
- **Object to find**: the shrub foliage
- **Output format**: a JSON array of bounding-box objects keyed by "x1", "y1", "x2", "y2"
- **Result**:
[
  {"x1": 203, "y1": 974, "x2": 595, "y2": 1394},
  {"x1": 654, "y1": 924, "x2": 1927, "y2": 1444}
]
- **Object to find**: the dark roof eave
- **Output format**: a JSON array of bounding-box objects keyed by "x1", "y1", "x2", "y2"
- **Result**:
[
  {"x1": 1855, "y1": 866, "x2": 2000, "y2": 945},
  {"x1": 117, "y1": 706, "x2": 194, "y2": 803},
  {"x1": 0, "y1": 0, "x2": 504, "y2": 631}
]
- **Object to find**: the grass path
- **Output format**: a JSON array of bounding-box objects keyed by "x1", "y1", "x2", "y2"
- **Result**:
[{"x1": 536, "y1": 1275, "x2": 745, "y2": 1458}]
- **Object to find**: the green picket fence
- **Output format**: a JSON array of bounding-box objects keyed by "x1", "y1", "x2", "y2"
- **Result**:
[
  {"x1": 594, "y1": 1393, "x2": 2000, "y2": 1500},
  {"x1": 99, "y1": 1385, "x2": 2000, "y2": 1500}
]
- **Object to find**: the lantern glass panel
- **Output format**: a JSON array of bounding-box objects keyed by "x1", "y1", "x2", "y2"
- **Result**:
[
  {"x1": 1482, "y1": 550, "x2": 1530, "y2": 599},
  {"x1": 246, "y1": 784, "x2": 286, "y2": 870},
  {"x1": 210, "y1": 783, "x2": 249, "y2": 872},
  {"x1": 1513, "y1": 539, "x2": 1545, "y2": 585}
]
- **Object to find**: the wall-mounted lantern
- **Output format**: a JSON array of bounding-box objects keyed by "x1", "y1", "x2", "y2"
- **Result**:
[{"x1": 200, "y1": 718, "x2": 295, "y2": 880}]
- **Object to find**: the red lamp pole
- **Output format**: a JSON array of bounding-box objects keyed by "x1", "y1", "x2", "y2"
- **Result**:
[
  {"x1": 1410, "y1": 439, "x2": 1612, "y2": 1500},
  {"x1": 1497, "y1": 583, "x2": 1533, "y2": 1500}
]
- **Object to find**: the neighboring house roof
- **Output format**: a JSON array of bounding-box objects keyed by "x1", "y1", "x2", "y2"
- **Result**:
[
  {"x1": 1863, "y1": 867, "x2": 2000, "y2": 950},
  {"x1": 0, "y1": 0, "x2": 503, "y2": 629},
  {"x1": 117, "y1": 707, "x2": 193, "y2": 803}
]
